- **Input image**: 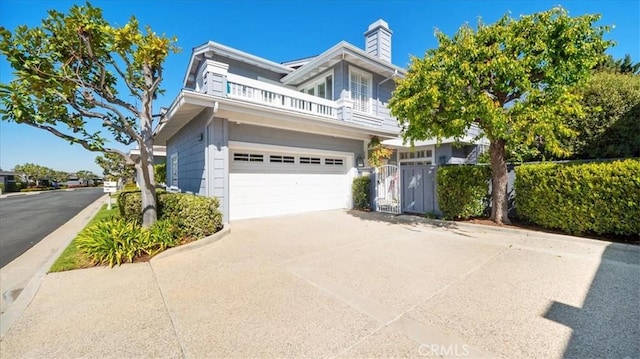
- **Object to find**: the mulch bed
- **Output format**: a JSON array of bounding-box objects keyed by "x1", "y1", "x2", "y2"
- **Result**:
[{"x1": 456, "y1": 217, "x2": 639, "y2": 246}]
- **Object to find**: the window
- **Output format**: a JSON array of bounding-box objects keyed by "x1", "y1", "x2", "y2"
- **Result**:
[
  {"x1": 170, "y1": 153, "x2": 178, "y2": 187},
  {"x1": 270, "y1": 155, "x2": 295, "y2": 163},
  {"x1": 233, "y1": 153, "x2": 264, "y2": 162},
  {"x1": 300, "y1": 71, "x2": 334, "y2": 100},
  {"x1": 399, "y1": 149, "x2": 433, "y2": 163},
  {"x1": 300, "y1": 157, "x2": 321, "y2": 164},
  {"x1": 349, "y1": 67, "x2": 372, "y2": 113},
  {"x1": 324, "y1": 158, "x2": 344, "y2": 166}
]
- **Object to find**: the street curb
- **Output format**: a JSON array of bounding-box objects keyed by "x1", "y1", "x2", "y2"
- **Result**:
[
  {"x1": 150, "y1": 225, "x2": 231, "y2": 262},
  {"x1": 0, "y1": 194, "x2": 108, "y2": 340},
  {"x1": 372, "y1": 212, "x2": 638, "y2": 252}
]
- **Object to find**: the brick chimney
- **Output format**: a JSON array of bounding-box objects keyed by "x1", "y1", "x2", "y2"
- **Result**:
[{"x1": 364, "y1": 19, "x2": 392, "y2": 63}]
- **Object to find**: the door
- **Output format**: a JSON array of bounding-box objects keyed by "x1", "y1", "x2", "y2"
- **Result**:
[
  {"x1": 401, "y1": 165, "x2": 437, "y2": 214},
  {"x1": 229, "y1": 149, "x2": 352, "y2": 220}
]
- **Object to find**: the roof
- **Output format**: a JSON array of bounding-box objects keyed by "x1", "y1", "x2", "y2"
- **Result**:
[
  {"x1": 280, "y1": 41, "x2": 406, "y2": 86},
  {"x1": 183, "y1": 41, "x2": 294, "y2": 88}
]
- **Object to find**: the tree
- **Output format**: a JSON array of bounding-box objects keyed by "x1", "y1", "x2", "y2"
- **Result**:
[
  {"x1": 13, "y1": 163, "x2": 51, "y2": 186},
  {"x1": 96, "y1": 152, "x2": 135, "y2": 182},
  {"x1": 567, "y1": 72, "x2": 640, "y2": 158},
  {"x1": 50, "y1": 170, "x2": 70, "y2": 184},
  {"x1": 595, "y1": 54, "x2": 640, "y2": 74},
  {"x1": 389, "y1": 7, "x2": 610, "y2": 224},
  {"x1": 76, "y1": 170, "x2": 95, "y2": 186},
  {"x1": 0, "y1": 3, "x2": 178, "y2": 227}
]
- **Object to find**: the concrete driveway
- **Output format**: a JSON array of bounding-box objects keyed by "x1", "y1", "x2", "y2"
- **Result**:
[{"x1": 1, "y1": 210, "x2": 638, "y2": 358}]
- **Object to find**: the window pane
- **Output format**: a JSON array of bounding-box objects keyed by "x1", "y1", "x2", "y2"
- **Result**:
[
  {"x1": 326, "y1": 76, "x2": 333, "y2": 100},
  {"x1": 318, "y1": 83, "x2": 325, "y2": 98}
]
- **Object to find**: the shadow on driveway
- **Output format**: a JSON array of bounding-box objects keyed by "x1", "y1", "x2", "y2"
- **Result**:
[
  {"x1": 346, "y1": 209, "x2": 459, "y2": 230},
  {"x1": 543, "y1": 243, "x2": 640, "y2": 358}
]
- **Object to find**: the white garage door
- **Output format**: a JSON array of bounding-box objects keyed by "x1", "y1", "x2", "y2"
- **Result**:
[{"x1": 229, "y1": 147, "x2": 353, "y2": 220}]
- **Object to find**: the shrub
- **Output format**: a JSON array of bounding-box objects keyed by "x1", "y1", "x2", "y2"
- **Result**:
[
  {"x1": 0, "y1": 183, "x2": 4, "y2": 193},
  {"x1": 352, "y1": 176, "x2": 371, "y2": 210},
  {"x1": 118, "y1": 190, "x2": 223, "y2": 238},
  {"x1": 515, "y1": 159, "x2": 640, "y2": 236},
  {"x1": 76, "y1": 219, "x2": 141, "y2": 267},
  {"x1": 76, "y1": 218, "x2": 180, "y2": 267},
  {"x1": 437, "y1": 165, "x2": 491, "y2": 220}
]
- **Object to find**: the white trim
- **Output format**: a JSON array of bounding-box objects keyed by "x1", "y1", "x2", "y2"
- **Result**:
[
  {"x1": 281, "y1": 41, "x2": 405, "y2": 85},
  {"x1": 349, "y1": 65, "x2": 373, "y2": 114},
  {"x1": 229, "y1": 141, "x2": 353, "y2": 159},
  {"x1": 184, "y1": 41, "x2": 293, "y2": 87},
  {"x1": 398, "y1": 146, "x2": 435, "y2": 164},
  {"x1": 297, "y1": 69, "x2": 335, "y2": 100}
]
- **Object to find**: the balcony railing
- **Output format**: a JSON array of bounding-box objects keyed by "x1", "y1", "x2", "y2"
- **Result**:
[{"x1": 225, "y1": 73, "x2": 337, "y2": 119}]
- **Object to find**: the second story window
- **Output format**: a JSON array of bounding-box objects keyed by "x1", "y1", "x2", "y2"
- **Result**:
[
  {"x1": 349, "y1": 67, "x2": 372, "y2": 113},
  {"x1": 300, "y1": 71, "x2": 334, "y2": 100}
]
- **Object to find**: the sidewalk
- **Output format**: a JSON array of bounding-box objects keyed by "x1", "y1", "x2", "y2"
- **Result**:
[
  {"x1": 1, "y1": 210, "x2": 638, "y2": 358},
  {"x1": 0, "y1": 195, "x2": 106, "y2": 324}
]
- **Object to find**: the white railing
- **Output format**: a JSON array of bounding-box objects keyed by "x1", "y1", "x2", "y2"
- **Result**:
[{"x1": 225, "y1": 73, "x2": 337, "y2": 119}]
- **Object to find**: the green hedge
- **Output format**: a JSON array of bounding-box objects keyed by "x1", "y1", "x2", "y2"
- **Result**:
[
  {"x1": 117, "y1": 190, "x2": 223, "y2": 238},
  {"x1": 437, "y1": 165, "x2": 491, "y2": 220},
  {"x1": 352, "y1": 176, "x2": 371, "y2": 210},
  {"x1": 515, "y1": 159, "x2": 640, "y2": 236}
]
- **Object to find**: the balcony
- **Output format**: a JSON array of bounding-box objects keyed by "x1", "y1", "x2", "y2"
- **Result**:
[
  {"x1": 226, "y1": 74, "x2": 337, "y2": 119},
  {"x1": 196, "y1": 59, "x2": 399, "y2": 135}
]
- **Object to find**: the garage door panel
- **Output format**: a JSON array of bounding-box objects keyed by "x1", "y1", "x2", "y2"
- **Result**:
[{"x1": 229, "y1": 150, "x2": 352, "y2": 220}]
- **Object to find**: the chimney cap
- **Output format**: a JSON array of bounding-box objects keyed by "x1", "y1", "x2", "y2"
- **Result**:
[{"x1": 365, "y1": 19, "x2": 392, "y2": 34}]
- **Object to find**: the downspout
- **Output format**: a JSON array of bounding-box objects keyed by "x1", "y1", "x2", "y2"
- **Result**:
[
  {"x1": 204, "y1": 101, "x2": 219, "y2": 197},
  {"x1": 376, "y1": 69, "x2": 398, "y2": 116}
]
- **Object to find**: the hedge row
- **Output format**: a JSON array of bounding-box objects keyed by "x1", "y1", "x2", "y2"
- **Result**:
[
  {"x1": 352, "y1": 176, "x2": 371, "y2": 210},
  {"x1": 515, "y1": 159, "x2": 640, "y2": 236},
  {"x1": 117, "y1": 190, "x2": 223, "y2": 239},
  {"x1": 437, "y1": 165, "x2": 491, "y2": 219}
]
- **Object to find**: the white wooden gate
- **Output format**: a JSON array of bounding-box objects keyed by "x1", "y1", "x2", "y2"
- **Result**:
[{"x1": 375, "y1": 165, "x2": 401, "y2": 214}]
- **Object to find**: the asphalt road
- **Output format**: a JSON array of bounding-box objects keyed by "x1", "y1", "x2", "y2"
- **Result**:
[{"x1": 0, "y1": 188, "x2": 105, "y2": 268}]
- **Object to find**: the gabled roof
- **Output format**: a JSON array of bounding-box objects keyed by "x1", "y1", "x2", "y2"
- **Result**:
[
  {"x1": 183, "y1": 41, "x2": 294, "y2": 88},
  {"x1": 280, "y1": 41, "x2": 405, "y2": 86}
]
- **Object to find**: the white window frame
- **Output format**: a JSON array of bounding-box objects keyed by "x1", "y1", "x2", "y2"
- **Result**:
[
  {"x1": 398, "y1": 146, "x2": 435, "y2": 165},
  {"x1": 170, "y1": 153, "x2": 178, "y2": 187},
  {"x1": 349, "y1": 66, "x2": 372, "y2": 114},
  {"x1": 298, "y1": 69, "x2": 334, "y2": 100}
]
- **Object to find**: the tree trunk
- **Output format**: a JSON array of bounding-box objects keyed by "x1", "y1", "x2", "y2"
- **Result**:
[
  {"x1": 489, "y1": 139, "x2": 511, "y2": 224},
  {"x1": 139, "y1": 65, "x2": 157, "y2": 228}
]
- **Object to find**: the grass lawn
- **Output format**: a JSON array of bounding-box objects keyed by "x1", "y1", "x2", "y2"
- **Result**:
[{"x1": 49, "y1": 204, "x2": 119, "y2": 272}]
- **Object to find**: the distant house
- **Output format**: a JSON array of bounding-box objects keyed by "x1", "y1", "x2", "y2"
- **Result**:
[
  {"x1": 0, "y1": 170, "x2": 17, "y2": 192},
  {"x1": 154, "y1": 20, "x2": 485, "y2": 223}
]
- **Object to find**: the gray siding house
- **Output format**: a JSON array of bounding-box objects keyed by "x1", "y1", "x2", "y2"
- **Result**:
[{"x1": 154, "y1": 20, "x2": 484, "y2": 223}]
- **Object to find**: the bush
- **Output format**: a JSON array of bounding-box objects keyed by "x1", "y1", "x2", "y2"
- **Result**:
[
  {"x1": 515, "y1": 159, "x2": 640, "y2": 236},
  {"x1": 76, "y1": 218, "x2": 180, "y2": 267},
  {"x1": 0, "y1": 183, "x2": 4, "y2": 193},
  {"x1": 437, "y1": 165, "x2": 491, "y2": 220},
  {"x1": 118, "y1": 190, "x2": 223, "y2": 238},
  {"x1": 352, "y1": 176, "x2": 371, "y2": 210}
]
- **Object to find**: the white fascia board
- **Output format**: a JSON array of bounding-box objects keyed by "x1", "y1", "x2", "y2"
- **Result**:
[
  {"x1": 183, "y1": 41, "x2": 294, "y2": 87},
  {"x1": 281, "y1": 41, "x2": 405, "y2": 85}
]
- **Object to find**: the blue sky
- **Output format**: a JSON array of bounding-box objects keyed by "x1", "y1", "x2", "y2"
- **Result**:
[{"x1": 1, "y1": 0, "x2": 638, "y2": 175}]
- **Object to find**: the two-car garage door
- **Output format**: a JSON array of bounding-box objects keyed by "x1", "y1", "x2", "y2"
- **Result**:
[{"x1": 229, "y1": 145, "x2": 353, "y2": 220}]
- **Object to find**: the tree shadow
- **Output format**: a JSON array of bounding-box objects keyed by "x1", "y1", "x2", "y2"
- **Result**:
[
  {"x1": 543, "y1": 243, "x2": 640, "y2": 358},
  {"x1": 346, "y1": 209, "x2": 460, "y2": 231}
]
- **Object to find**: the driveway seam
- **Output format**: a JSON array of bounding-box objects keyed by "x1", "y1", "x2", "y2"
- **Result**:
[{"x1": 148, "y1": 261, "x2": 188, "y2": 359}]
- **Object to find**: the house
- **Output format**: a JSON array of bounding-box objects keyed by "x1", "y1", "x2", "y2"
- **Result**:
[
  {"x1": 0, "y1": 169, "x2": 18, "y2": 192},
  {"x1": 154, "y1": 20, "x2": 484, "y2": 223}
]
